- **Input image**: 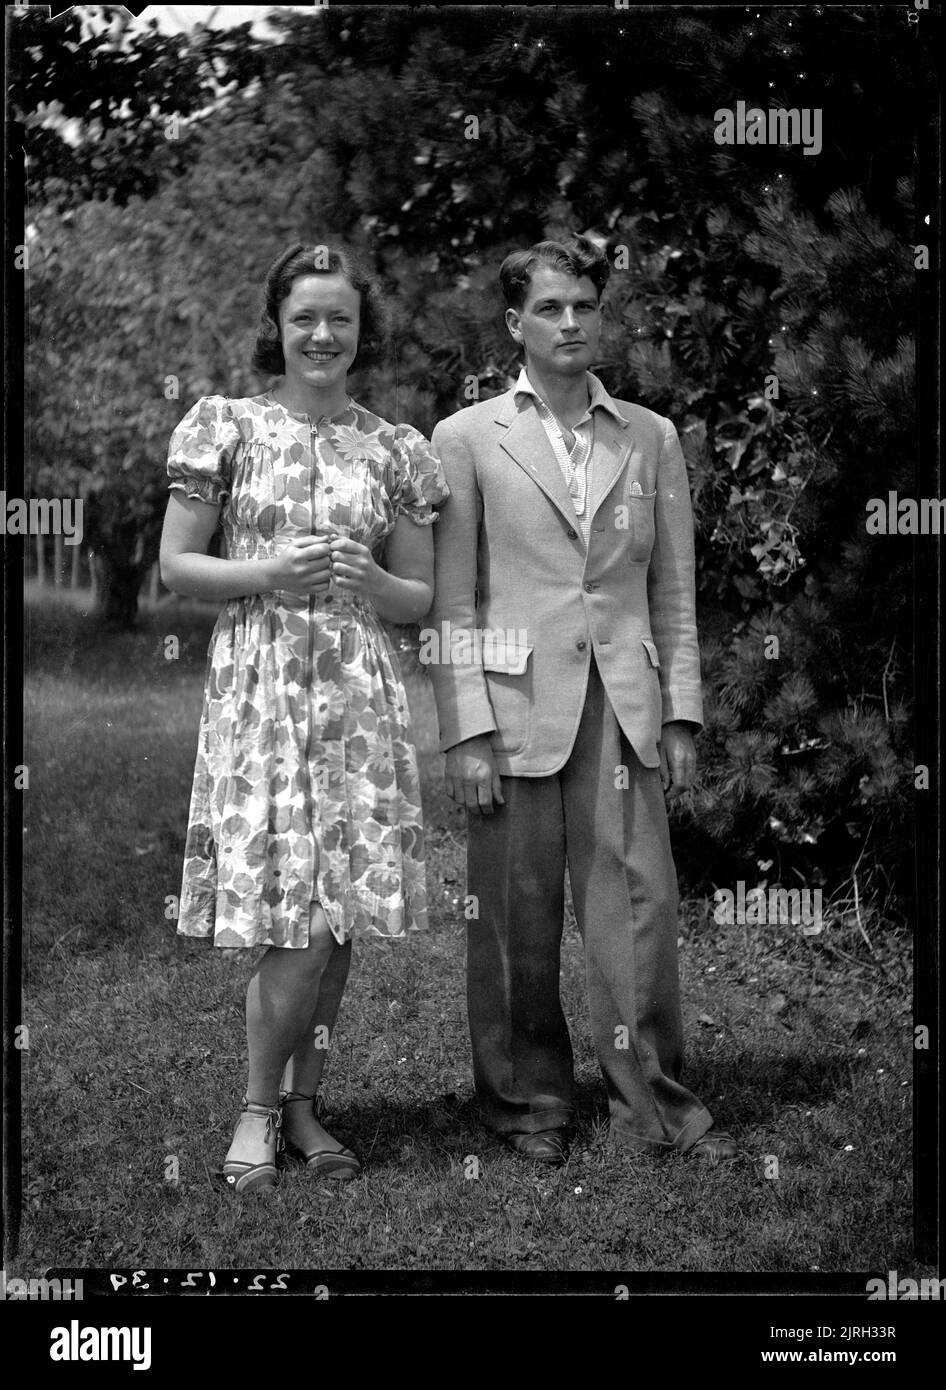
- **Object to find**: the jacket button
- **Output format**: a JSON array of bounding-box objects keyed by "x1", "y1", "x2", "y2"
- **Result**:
[
  {"x1": 584, "y1": 581, "x2": 598, "y2": 592},
  {"x1": 566, "y1": 528, "x2": 578, "y2": 539},
  {"x1": 576, "y1": 640, "x2": 587, "y2": 651}
]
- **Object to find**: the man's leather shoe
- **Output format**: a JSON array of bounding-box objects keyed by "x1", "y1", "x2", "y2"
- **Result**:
[
  {"x1": 505, "y1": 1130, "x2": 569, "y2": 1164},
  {"x1": 686, "y1": 1129, "x2": 739, "y2": 1162}
]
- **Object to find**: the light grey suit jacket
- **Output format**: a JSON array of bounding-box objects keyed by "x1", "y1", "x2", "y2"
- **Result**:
[{"x1": 426, "y1": 384, "x2": 703, "y2": 776}]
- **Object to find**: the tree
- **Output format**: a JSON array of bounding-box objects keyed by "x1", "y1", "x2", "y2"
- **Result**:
[{"x1": 10, "y1": 5, "x2": 269, "y2": 206}]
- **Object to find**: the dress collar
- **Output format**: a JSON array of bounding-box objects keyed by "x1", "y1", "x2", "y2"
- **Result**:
[{"x1": 265, "y1": 389, "x2": 356, "y2": 425}]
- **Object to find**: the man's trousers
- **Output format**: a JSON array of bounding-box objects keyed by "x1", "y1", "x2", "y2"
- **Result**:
[{"x1": 466, "y1": 659, "x2": 713, "y2": 1153}]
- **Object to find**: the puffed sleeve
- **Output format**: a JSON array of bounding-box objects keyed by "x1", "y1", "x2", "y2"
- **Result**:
[
  {"x1": 389, "y1": 423, "x2": 450, "y2": 526},
  {"x1": 166, "y1": 395, "x2": 241, "y2": 507}
]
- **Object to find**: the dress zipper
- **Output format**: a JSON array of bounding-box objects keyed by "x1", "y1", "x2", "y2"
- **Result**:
[{"x1": 305, "y1": 425, "x2": 317, "y2": 869}]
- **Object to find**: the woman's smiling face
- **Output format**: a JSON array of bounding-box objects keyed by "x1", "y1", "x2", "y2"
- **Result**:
[{"x1": 278, "y1": 273, "x2": 361, "y2": 392}]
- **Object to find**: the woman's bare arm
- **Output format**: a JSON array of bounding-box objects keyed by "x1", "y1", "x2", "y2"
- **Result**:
[
  {"x1": 159, "y1": 492, "x2": 332, "y2": 601},
  {"x1": 329, "y1": 514, "x2": 434, "y2": 623}
]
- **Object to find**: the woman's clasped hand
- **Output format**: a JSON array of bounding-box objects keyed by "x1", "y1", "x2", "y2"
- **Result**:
[
  {"x1": 269, "y1": 534, "x2": 385, "y2": 600},
  {"x1": 326, "y1": 535, "x2": 385, "y2": 599},
  {"x1": 268, "y1": 534, "x2": 333, "y2": 595}
]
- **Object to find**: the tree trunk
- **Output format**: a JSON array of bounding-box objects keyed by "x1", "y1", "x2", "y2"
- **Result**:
[
  {"x1": 71, "y1": 540, "x2": 81, "y2": 590},
  {"x1": 35, "y1": 532, "x2": 45, "y2": 587},
  {"x1": 53, "y1": 531, "x2": 64, "y2": 587},
  {"x1": 89, "y1": 549, "x2": 146, "y2": 628}
]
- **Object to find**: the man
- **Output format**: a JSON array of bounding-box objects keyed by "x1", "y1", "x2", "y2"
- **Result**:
[{"x1": 426, "y1": 235, "x2": 737, "y2": 1164}]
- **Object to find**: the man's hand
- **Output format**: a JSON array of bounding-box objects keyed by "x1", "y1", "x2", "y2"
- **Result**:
[
  {"x1": 658, "y1": 721, "x2": 697, "y2": 802},
  {"x1": 444, "y1": 735, "x2": 505, "y2": 815}
]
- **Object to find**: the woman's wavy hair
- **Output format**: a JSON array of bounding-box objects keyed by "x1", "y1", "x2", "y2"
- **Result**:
[{"x1": 252, "y1": 241, "x2": 391, "y2": 376}]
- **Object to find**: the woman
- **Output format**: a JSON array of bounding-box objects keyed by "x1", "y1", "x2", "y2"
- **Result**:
[{"x1": 159, "y1": 242, "x2": 448, "y2": 1192}]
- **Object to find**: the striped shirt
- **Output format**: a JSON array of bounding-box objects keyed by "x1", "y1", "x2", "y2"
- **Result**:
[{"x1": 513, "y1": 368, "x2": 629, "y2": 545}]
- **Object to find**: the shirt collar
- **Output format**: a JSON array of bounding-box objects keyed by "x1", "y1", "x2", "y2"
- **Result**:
[{"x1": 513, "y1": 368, "x2": 630, "y2": 426}]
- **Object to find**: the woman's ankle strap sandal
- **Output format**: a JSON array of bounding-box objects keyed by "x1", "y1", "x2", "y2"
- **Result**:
[
  {"x1": 280, "y1": 1090, "x2": 318, "y2": 1107},
  {"x1": 280, "y1": 1091, "x2": 361, "y2": 1181},
  {"x1": 222, "y1": 1097, "x2": 283, "y2": 1194}
]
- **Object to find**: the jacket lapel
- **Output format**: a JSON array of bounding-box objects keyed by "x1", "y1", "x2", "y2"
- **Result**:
[
  {"x1": 493, "y1": 388, "x2": 635, "y2": 531},
  {"x1": 588, "y1": 411, "x2": 634, "y2": 524},
  {"x1": 494, "y1": 392, "x2": 578, "y2": 527}
]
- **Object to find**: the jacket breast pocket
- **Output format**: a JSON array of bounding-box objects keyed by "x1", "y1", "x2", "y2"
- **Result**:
[
  {"x1": 623, "y1": 489, "x2": 657, "y2": 565},
  {"x1": 642, "y1": 638, "x2": 660, "y2": 669},
  {"x1": 483, "y1": 640, "x2": 534, "y2": 755}
]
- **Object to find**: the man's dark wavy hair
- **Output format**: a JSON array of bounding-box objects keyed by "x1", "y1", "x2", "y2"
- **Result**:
[
  {"x1": 499, "y1": 235, "x2": 611, "y2": 312},
  {"x1": 252, "y1": 241, "x2": 391, "y2": 376}
]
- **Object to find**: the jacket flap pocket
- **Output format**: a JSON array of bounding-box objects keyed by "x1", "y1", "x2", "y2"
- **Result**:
[
  {"x1": 642, "y1": 638, "x2": 660, "y2": 669},
  {"x1": 482, "y1": 640, "x2": 533, "y2": 676}
]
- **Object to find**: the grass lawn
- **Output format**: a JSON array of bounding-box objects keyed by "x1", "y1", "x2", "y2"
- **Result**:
[{"x1": 13, "y1": 586, "x2": 920, "y2": 1278}]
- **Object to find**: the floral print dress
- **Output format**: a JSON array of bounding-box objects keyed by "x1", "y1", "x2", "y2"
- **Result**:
[{"x1": 167, "y1": 392, "x2": 448, "y2": 948}]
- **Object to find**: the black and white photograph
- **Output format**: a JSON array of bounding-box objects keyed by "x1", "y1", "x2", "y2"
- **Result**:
[{"x1": 2, "y1": 0, "x2": 941, "y2": 1336}]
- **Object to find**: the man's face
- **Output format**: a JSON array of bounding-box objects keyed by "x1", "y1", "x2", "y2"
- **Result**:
[{"x1": 505, "y1": 267, "x2": 602, "y2": 379}]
